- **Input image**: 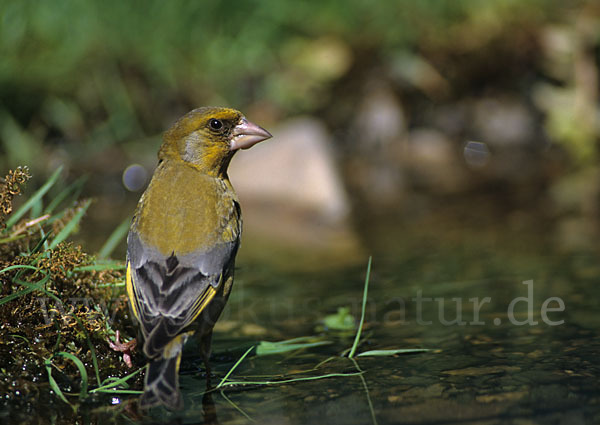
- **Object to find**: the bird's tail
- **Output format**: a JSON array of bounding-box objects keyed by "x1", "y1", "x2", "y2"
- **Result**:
[{"x1": 140, "y1": 332, "x2": 192, "y2": 410}]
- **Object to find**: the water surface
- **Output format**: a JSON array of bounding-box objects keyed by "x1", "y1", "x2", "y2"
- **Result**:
[{"x1": 5, "y1": 214, "x2": 600, "y2": 424}]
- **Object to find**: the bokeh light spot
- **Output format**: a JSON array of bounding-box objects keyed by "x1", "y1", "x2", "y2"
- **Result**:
[
  {"x1": 122, "y1": 164, "x2": 148, "y2": 192},
  {"x1": 463, "y1": 141, "x2": 491, "y2": 168}
]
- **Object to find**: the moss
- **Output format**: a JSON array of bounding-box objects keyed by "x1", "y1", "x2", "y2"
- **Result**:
[
  {"x1": 0, "y1": 166, "x2": 143, "y2": 403},
  {"x1": 0, "y1": 166, "x2": 31, "y2": 229}
]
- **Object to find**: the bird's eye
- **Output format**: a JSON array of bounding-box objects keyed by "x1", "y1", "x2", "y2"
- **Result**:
[{"x1": 209, "y1": 119, "x2": 223, "y2": 131}]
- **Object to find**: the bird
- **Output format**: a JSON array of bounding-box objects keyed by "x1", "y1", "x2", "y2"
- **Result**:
[{"x1": 125, "y1": 106, "x2": 272, "y2": 410}]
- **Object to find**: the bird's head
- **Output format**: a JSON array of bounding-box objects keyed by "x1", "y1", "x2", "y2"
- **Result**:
[{"x1": 159, "y1": 107, "x2": 272, "y2": 176}]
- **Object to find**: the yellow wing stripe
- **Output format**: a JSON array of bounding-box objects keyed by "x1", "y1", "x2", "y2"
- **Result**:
[
  {"x1": 188, "y1": 285, "x2": 217, "y2": 324},
  {"x1": 163, "y1": 331, "x2": 194, "y2": 359},
  {"x1": 127, "y1": 259, "x2": 218, "y2": 328},
  {"x1": 126, "y1": 261, "x2": 140, "y2": 321}
]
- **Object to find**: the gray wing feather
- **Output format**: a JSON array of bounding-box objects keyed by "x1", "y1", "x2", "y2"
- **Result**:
[{"x1": 127, "y1": 231, "x2": 238, "y2": 358}]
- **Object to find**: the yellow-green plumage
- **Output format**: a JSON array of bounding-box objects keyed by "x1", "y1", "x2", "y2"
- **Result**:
[
  {"x1": 126, "y1": 107, "x2": 271, "y2": 410},
  {"x1": 133, "y1": 163, "x2": 240, "y2": 255}
]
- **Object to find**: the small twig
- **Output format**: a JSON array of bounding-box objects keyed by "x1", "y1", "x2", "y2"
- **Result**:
[{"x1": 10, "y1": 214, "x2": 51, "y2": 237}]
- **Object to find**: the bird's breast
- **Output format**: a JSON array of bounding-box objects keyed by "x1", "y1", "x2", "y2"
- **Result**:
[{"x1": 133, "y1": 162, "x2": 240, "y2": 256}]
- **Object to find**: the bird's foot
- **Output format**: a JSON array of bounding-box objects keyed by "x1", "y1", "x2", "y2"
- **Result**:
[{"x1": 109, "y1": 330, "x2": 137, "y2": 368}]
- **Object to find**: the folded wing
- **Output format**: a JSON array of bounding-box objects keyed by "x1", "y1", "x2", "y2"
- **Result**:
[{"x1": 126, "y1": 232, "x2": 237, "y2": 358}]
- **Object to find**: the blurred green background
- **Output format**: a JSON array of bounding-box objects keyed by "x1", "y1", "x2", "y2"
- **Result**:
[{"x1": 1, "y1": 0, "x2": 599, "y2": 261}]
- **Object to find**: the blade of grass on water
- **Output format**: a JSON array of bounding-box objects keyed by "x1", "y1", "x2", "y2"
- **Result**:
[
  {"x1": 5, "y1": 166, "x2": 63, "y2": 229},
  {"x1": 256, "y1": 340, "x2": 332, "y2": 356},
  {"x1": 219, "y1": 371, "x2": 364, "y2": 387},
  {"x1": 349, "y1": 256, "x2": 372, "y2": 358},
  {"x1": 350, "y1": 358, "x2": 378, "y2": 425},
  {"x1": 356, "y1": 348, "x2": 432, "y2": 357},
  {"x1": 216, "y1": 346, "x2": 254, "y2": 389},
  {"x1": 220, "y1": 390, "x2": 256, "y2": 422},
  {"x1": 275, "y1": 336, "x2": 325, "y2": 344}
]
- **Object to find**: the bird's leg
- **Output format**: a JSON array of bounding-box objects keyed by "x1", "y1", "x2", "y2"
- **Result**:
[
  {"x1": 200, "y1": 330, "x2": 213, "y2": 388},
  {"x1": 202, "y1": 391, "x2": 218, "y2": 425},
  {"x1": 108, "y1": 330, "x2": 137, "y2": 368}
]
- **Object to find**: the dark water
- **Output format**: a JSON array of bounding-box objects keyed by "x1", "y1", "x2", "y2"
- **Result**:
[
  {"x1": 133, "y1": 225, "x2": 599, "y2": 424},
  {"x1": 4, "y1": 217, "x2": 600, "y2": 424}
]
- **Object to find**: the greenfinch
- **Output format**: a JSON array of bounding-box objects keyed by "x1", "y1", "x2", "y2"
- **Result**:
[{"x1": 126, "y1": 107, "x2": 272, "y2": 409}]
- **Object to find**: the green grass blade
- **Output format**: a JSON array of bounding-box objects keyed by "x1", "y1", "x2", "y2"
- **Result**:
[
  {"x1": 30, "y1": 197, "x2": 43, "y2": 220},
  {"x1": 356, "y1": 349, "x2": 432, "y2": 357},
  {"x1": 274, "y1": 336, "x2": 324, "y2": 345},
  {"x1": 31, "y1": 229, "x2": 53, "y2": 254},
  {"x1": 44, "y1": 176, "x2": 87, "y2": 214},
  {"x1": 74, "y1": 262, "x2": 126, "y2": 272},
  {"x1": 349, "y1": 256, "x2": 372, "y2": 358},
  {"x1": 48, "y1": 199, "x2": 92, "y2": 250},
  {"x1": 0, "y1": 109, "x2": 40, "y2": 168},
  {"x1": 350, "y1": 358, "x2": 378, "y2": 425},
  {"x1": 220, "y1": 390, "x2": 256, "y2": 422},
  {"x1": 9, "y1": 334, "x2": 32, "y2": 344},
  {"x1": 0, "y1": 264, "x2": 40, "y2": 274},
  {"x1": 94, "y1": 389, "x2": 144, "y2": 395},
  {"x1": 219, "y1": 371, "x2": 363, "y2": 387},
  {"x1": 45, "y1": 208, "x2": 69, "y2": 226},
  {"x1": 216, "y1": 346, "x2": 254, "y2": 389},
  {"x1": 72, "y1": 314, "x2": 101, "y2": 386},
  {"x1": 98, "y1": 216, "x2": 130, "y2": 259},
  {"x1": 0, "y1": 275, "x2": 50, "y2": 306},
  {"x1": 256, "y1": 340, "x2": 331, "y2": 356},
  {"x1": 95, "y1": 281, "x2": 125, "y2": 288},
  {"x1": 45, "y1": 358, "x2": 73, "y2": 407},
  {"x1": 5, "y1": 166, "x2": 63, "y2": 229},
  {"x1": 51, "y1": 333, "x2": 63, "y2": 357},
  {"x1": 90, "y1": 366, "x2": 146, "y2": 394},
  {"x1": 0, "y1": 234, "x2": 26, "y2": 244},
  {"x1": 53, "y1": 352, "x2": 89, "y2": 400},
  {"x1": 11, "y1": 275, "x2": 63, "y2": 304}
]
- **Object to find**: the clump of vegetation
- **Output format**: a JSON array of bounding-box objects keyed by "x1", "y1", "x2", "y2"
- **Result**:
[
  {"x1": 0, "y1": 166, "x2": 141, "y2": 405},
  {"x1": 0, "y1": 166, "x2": 31, "y2": 228}
]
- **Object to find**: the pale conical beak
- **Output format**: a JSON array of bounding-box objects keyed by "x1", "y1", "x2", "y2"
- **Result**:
[{"x1": 230, "y1": 118, "x2": 272, "y2": 150}]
